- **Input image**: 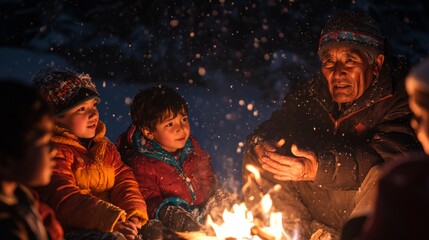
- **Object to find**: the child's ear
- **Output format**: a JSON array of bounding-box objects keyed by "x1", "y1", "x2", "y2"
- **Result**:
[{"x1": 142, "y1": 128, "x2": 155, "y2": 140}]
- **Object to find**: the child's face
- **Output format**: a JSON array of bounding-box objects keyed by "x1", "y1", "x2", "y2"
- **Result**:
[
  {"x1": 407, "y1": 78, "x2": 429, "y2": 155},
  {"x1": 20, "y1": 115, "x2": 56, "y2": 186},
  {"x1": 409, "y1": 96, "x2": 429, "y2": 155},
  {"x1": 144, "y1": 112, "x2": 191, "y2": 153},
  {"x1": 56, "y1": 98, "x2": 99, "y2": 139}
]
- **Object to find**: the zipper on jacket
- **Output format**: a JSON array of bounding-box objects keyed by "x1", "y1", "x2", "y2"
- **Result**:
[
  {"x1": 334, "y1": 120, "x2": 339, "y2": 134},
  {"x1": 181, "y1": 171, "x2": 196, "y2": 204},
  {"x1": 328, "y1": 114, "x2": 340, "y2": 135}
]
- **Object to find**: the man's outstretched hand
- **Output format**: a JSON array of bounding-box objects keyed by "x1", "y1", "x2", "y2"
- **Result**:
[{"x1": 254, "y1": 142, "x2": 318, "y2": 181}]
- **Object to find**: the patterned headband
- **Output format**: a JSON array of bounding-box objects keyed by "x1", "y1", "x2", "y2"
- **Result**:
[{"x1": 319, "y1": 31, "x2": 384, "y2": 52}]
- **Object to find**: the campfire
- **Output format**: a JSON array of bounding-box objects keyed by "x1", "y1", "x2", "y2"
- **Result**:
[{"x1": 175, "y1": 165, "x2": 297, "y2": 240}]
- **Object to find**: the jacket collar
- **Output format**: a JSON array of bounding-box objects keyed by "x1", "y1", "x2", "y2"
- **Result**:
[
  {"x1": 51, "y1": 120, "x2": 107, "y2": 164},
  {"x1": 128, "y1": 125, "x2": 194, "y2": 172}
]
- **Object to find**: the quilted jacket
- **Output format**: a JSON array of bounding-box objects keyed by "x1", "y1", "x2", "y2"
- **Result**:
[
  {"x1": 39, "y1": 121, "x2": 148, "y2": 232},
  {"x1": 117, "y1": 125, "x2": 216, "y2": 218}
]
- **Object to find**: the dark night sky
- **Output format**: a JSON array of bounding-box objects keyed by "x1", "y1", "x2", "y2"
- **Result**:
[
  {"x1": 2, "y1": 0, "x2": 429, "y2": 100},
  {"x1": 1, "y1": 0, "x2": 429, "y2": 188}
]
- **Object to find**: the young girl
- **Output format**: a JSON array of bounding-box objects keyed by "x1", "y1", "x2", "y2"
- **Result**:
[
  {"x1": 32, "y1": 67, "x2": 148, "y2": 240},
  {"x1": 0, "y1": 80, "x2": 62, "y2": 240},
  {"x1": 117, "y1": 85, "x2": 234, "y2": 233}
]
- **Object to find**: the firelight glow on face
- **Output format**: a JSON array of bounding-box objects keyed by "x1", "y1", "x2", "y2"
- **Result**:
[
  {"x1": 321, "y1": 46, "x2": 383, "y2": 104},
  {"x1": 145, "y1": 112, "x2": 191, "y2": 153},
  {"x1": 55, "y1": 98, "x2": 99, "y2": 139}
]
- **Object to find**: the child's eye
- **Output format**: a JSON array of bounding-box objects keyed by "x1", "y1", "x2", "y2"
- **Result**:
[
  {"x1": 182, "y1": 117, "x2": 188, "y2": 122},
  {"x1": 165, "y1": 122, "x2": 173, "y2": 127},
  {"x1": 77, "y1": 107, "x2": 85, "y2": 112}
]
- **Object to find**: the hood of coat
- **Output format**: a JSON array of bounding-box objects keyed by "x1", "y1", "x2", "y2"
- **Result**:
[{"x1": 51, "y1": 120, "x2": 108, "y2": 164}]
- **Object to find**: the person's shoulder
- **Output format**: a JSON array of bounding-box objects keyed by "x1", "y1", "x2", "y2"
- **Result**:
[
  {"x1": 0, "y1": 217, "x2": 28, "y2": 240},
  {"x1": 15, "y1": 185, "x2": 36, "y2": 203},
  {"x1": 391, "y1": 151, "x2": 428, "y2": 163},
  {"x1": 382, "y1": 151, "x2": 429, "y2": 179},
  {"x1": 294, "y1": 73, "x2": 323, "y2": 91},
  {"x1": 105, "y1": 138, "x2": 128, "y2": 161},
  {"x1": 52, "y1": 142, "x2": 76, "y2": 160},
  {"x1": 0, "y1": 186, "x2": 35, "y2": 235},
  {"x1": 188, "y1": 136, "x2": 205, "y2": 152},
  {"x1": 105, "y1": 138, "x2": 117, "y2": 149}
]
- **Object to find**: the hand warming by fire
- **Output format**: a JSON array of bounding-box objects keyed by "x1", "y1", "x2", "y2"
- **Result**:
[{"x1": 255, "y1": 139, "x2": 318, "y2": 182}]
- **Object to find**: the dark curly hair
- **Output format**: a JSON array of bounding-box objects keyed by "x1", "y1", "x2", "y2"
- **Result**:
[{"x1": 130, "y1": 85, "x2": 188, "y2": 131}]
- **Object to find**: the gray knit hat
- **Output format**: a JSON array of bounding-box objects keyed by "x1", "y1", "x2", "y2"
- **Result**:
[
  {"x1": 318, "y1": 11, "x2": 385, "y2": 57},
  {"x1": 32, "y1": 66, "x2": 100, "y2": 115}
]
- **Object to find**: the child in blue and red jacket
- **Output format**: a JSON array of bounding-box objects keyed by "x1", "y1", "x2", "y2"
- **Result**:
[{"x1": 117, "y1": 85, "x2": 234, "y2": 233}]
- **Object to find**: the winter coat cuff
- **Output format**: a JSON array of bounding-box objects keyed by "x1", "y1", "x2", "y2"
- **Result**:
[
  {"x1": 92, "y1": 205, "x2": 126, "y2": 232},
  {"x1": 126, "y1": 209, "x2": 149, "y2": 227}
]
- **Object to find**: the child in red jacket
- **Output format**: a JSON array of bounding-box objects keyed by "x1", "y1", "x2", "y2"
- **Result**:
[
  {"x1": 33, "y1": 67, "x2": 148, "y2": 240},
  {"x1": 117, "y1": 85, "x2": 234, "y2": 233},
  {"x1": 0, "y1": 80, "x2": 63, "y2": 240}
]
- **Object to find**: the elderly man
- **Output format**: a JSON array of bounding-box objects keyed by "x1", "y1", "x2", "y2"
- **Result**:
[{"x1": 242, "y1": 11, "x2": 421, "y2": 240}]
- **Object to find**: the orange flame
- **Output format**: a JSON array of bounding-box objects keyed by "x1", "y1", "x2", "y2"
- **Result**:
[{"x1": 204, "y1": 165, "x2": 298, "y2": 239}]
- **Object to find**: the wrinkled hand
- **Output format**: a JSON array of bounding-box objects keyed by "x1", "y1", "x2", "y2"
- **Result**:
[
  {"x1": 159, "y1": 205, "x2": 202, "y2": 232},
  {"x1": 254, "y1": 141, "x2": 278, "y2": 164},
  {"x1": 113, "y1": 219, "x2": 139, "y2": 240},
  {"x1": 255, "y1": 143, "x2": 318, "y2": 181}
]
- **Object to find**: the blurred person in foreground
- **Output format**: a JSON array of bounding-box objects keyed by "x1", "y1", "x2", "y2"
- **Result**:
[
  {"x1": 0, "y1": 80, "x2": 63, "y2": 240},
  {"x1": 343, "y1": 58, "x2": 429, "y2": 240},
  {"x1": 242, "y1": 11, "x2": 421, "y2": 240}
]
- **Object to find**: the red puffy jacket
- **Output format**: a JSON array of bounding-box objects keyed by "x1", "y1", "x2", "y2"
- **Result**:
[{"x1": 117, "y1": 125, "x2": 217, "y2": 218}]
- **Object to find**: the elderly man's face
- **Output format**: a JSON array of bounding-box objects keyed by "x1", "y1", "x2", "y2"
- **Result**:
[{"x1": 321, "y1": 46, "x2": 384, "y2": 103}]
